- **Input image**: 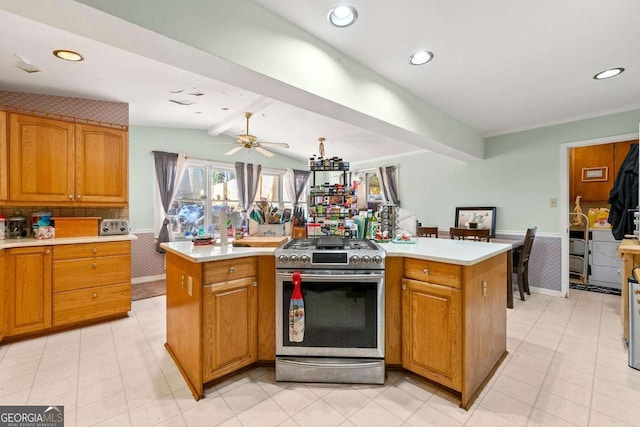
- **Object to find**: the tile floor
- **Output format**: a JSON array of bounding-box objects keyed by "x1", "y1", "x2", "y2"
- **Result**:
[{"x1": 0, "y1": 289, "x2": 638, "y2": 426}]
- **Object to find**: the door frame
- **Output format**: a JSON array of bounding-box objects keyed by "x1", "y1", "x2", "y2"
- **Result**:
[{"x1": 560, "y1": 131, "x2": 639, "y2": 297}]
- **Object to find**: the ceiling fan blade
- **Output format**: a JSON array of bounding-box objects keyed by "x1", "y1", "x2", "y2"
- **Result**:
[
  {"x1": 225, "y1": 146, "x2": 243, "y2": 156},
  {"x1": 255, "y1": 146, "x2": 275, "y2": 157},
  {"x1": 259, "y1": 141, "x2": 290, "y2": 148}
]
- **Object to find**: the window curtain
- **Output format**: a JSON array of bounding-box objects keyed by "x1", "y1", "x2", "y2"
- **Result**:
[
  {"x1": 285, "y1": 169, "x2": 310, "y2": 206},
  {"x1": 235, "y1": 162, "x2": 262, "y2": 220},
  {"x1": 378, "y1": 165, "x2": 399, "y2": 205},
  {"x1": 153, "y1": 151, "x2": 187, "y2": 253}
]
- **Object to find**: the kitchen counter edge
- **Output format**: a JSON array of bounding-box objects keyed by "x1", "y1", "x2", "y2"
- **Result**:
[
  {"x1": 161, "y1": 238, "x2": 512, "y2": 266},
  {"x1": 0, "y1": 234, "x2": 138, "y2": 249}
]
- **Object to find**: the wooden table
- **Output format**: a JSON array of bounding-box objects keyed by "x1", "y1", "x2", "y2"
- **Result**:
[{"x1": 491, "y1": 238, "x2": 524, "y2": 309}]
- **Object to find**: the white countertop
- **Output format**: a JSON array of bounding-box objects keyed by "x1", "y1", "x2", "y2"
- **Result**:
[
  {"x1": 161, "y1": 237, "x2": 511, "y2": 266},
  {"x1": 0, "y1": 234, "x2": 137, "y2": 249}
]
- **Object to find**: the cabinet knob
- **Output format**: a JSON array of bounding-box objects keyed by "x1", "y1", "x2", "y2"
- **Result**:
[
  {"x1": 423, "y1": 268, "x2": 429, "y2": 275},
  {"x1": 68, "y1": 195, "x2": 74, "y2": 199},
  {"x1": 45, "y1": 249, "x2": 50, "y2": 254},
  {"x1": 92, "y1": 293, "x2": 97, "y2": 298},
  {"x1": 402, "y1": 284, "x2": 407, "y2": 290},
  {"x1": 229, "y1": 267, "x2": 235, "y2": 273},
  {"x1": 91, "y1": 262, "x2": 97, "y2": 268},
  {"x1": 252, "y1": 281, "x2": 257, "y2": 287},
  {"x1": 77, "y1": 194, "x2": 82, "y2": 199},
  {"x1": 92, "y1": 248, "x2": 97, "y2": 253}
]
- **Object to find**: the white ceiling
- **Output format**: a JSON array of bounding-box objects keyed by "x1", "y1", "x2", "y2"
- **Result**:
[{"x1": 1, "y1": 0, "x2": 639, "y2": 163}]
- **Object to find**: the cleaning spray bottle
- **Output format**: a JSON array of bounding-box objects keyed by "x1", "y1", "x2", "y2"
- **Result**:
[{"x1": 289, "y1": 271, "x2": 305, "y2": 342}]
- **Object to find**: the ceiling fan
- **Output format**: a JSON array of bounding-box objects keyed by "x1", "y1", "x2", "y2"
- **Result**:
[{"x1": 225, "y1": 112, "x2": 289, "y2": 157}]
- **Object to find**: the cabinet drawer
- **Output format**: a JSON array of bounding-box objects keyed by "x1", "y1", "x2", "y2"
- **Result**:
[
  {"x1": 590, "y1": 265, "x2": 621, "y2": 284},
  {"x1": 203, "y1": 257, "x2": 257, "y2": 284},
  {"x1": 53, "y1": 255, "x2": 131, "y2": 291},
  {"x1": 53, "y1": 241, "x2": 130, "y2": 260},
  {"x1": 592, "y1": 241, "x2": 622, "y2": 268},
  {"x1": 404, "y1": 258, "x2": 461, "y2": 288},
  {"x1": 53, "y1": 283, "x2": 130, "y2": 327}
]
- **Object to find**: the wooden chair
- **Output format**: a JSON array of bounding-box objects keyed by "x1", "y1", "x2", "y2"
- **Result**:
[
  {"x1": 417, "y1": 226, "x2": 438, "y2": 238},
  {"x1": 449, "y1": 227, "x2": 490, "y2": 242},
  {"x1": 513, "y1": 227, "x2": 537, "y2": 301}
]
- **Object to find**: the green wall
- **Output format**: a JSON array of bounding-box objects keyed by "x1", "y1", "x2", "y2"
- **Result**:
[
  {"x1": 356, "y1": 109, "x2": 640, "y2": 234},
  {"x1": 128, "y1": 126, "x2": 306, "y2": 231}
]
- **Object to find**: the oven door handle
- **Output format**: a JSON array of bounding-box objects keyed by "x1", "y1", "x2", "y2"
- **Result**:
[{"x1": 276, "y1": 272, "x2": 383, "y2": 281}]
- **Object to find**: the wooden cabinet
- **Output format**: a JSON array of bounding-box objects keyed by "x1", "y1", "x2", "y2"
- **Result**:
[
  {"x1": 570, "y1": 140, "x2": 638, "y2": 202},
  {"x1": 8, "y1": 113, "x2": 127, "y2": 205},
  {"x1": 401, "y1": 254, "x2": 507, "y2": 409},
  {"x1": 402, "y1": 280, "x2": 462, "y2": 391},
  {"x1": 6, "y1": 246, "x2": 52, "y2": 336},
  {"x1": 0, "y1": 250, "x2": 6, "y2": 341},
  {"x1": 52, "y1": 241, "x2": 131, "y2": 326},
  {"x1": 0, "y1": 111, "x2": 7, "y2": 200},
  {"x1": 165, "y1": 253, "x2": 260, "y2": 399},
  {"x1": 384, "y1": 257, "x2": 403, "y2": 366},
  {"x1": 203, "y1": 276, "x2": 257, "y2": 382}
]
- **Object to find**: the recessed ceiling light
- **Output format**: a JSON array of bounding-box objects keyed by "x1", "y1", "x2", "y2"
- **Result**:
[
  {"x1": 52, "y1": 49, "x2": 84, "y2": 62},
  {"x1": 409, "y1": 50, "x2": 434, "y2": 66},
  {"x1": 328, "y1": 5, "x2": 358, "y2": 27},
  {"x1": 593, "y1": 67, "x2": 625, "y2": 80}
]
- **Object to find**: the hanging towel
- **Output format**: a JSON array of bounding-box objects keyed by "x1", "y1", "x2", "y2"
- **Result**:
[{"x1": 289, "y1": 271, "x2": 305, "y2": 342}]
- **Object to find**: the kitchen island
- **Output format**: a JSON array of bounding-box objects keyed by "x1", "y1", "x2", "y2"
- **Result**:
[{"x1": 161, "y1": 238, "x2": 510, "y2": 409}]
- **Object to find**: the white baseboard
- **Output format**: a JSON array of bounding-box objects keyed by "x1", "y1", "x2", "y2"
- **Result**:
[
  {"x1": 132, "y1": 274, "x2": 166, "y2": 284},
  {"x1": 529, "y1": 286, "x2": 565, "y2": 298}
]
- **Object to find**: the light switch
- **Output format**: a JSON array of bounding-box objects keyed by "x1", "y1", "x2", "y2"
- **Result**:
[
  {"x1": 187, "y1": 276, "x2": 193, "y2": 296},
  {"x1": 549, "y1": 198, "x2": 558, "y2": 208}
]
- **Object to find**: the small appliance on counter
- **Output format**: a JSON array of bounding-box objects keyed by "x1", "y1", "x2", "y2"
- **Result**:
[
  {"x1": 99, "y1": 219, "x2": 130, "y2": 236},
  {"x1": 8, "y1": 212, "x2": 27, "y2": 239}
]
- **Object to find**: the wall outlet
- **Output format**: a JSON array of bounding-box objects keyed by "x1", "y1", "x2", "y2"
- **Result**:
[
  {"x1": 549, "y1": 198, "x2": 558, "y2": 208},
  {"x1": 187, "y1": 276, "x2": 193, "y2": 297}
]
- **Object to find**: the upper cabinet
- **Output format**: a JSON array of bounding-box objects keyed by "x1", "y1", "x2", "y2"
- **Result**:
[
  {"x1": 7, "y1": 113, "x2": 128, "y2": 206},
  {"x1": 570, "y1": 140, "x2": 638, "y2": 203},
  {"x1": 0, "y1": 111, "x2": 7, "y2": 201}
]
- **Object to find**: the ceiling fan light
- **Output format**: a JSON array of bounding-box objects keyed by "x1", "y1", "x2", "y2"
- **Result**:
[
  {"x1": 409, "y1": 50, "x2": 434, "y2": 66},
  {"x1": 328, "y1": 5, "x2": 358, "y2": 27},
  {"x1": 593, "y1": 67, "x2": 624, "y2": 80}
]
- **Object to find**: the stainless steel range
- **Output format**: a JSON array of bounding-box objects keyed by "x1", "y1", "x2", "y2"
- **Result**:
[{"x1": 275, "y1": 237, "x2": 386, "y2": 384}]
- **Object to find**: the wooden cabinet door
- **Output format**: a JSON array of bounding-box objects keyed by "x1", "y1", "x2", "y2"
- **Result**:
[
  {"x1": 9, "y1": 114, "x2": 75, "y2": 202},
  {"x1": 202, "y1": 276, "x2": 257, "y2": 382},
  {"x1": 6, "y1": 246, "x2": 52, "y2": 335},
  {"x1": 75, "y1": 124, "x2": 128, "y2": 204},
  {"x1": 402, "y1": 278, "x2": 461, "y2": 391},
  {"x1": 0, "y1": 111, "x2": 7, "y2": 200},
  {"x1": 570, "y1": 143, "x2": 614, "y2": 202},
  {"x1": 0, "y1": 250, "x2": 6, "y2": 341}
]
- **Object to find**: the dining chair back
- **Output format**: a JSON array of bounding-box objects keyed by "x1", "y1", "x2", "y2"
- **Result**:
[
  {"x1": 449, "y1": 227, "x2": 491, "y2": 242},
  {"x1": 513, "y1": 226, "x2": 537, "y2": 301},
  {"x1": 417, "y1": 226, "x2": 438, "y2": 238}
]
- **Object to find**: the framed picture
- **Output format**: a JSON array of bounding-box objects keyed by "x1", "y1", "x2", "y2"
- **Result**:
[
  {"x1": 455, "y1": 206, "x2": 497, "y2": 238},
  {"x1": 581, "y1": 166, "x2": 608, "y2": 182}
]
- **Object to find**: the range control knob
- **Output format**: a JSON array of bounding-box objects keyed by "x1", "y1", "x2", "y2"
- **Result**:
[
  {"x1": 289, "y1": 254, "x2": 299, "y2": 264},
  {"x1": 300, "y1": 254, "x2": 310, "y2": 264},
  {"x1": 361, "y1": 255, "x2": 371, "y2": 264},
  {"x1": 349, "y1": 255, "x2": 360, "y2": 264},
  {"x1": 372, "y1": 255, "x2": 383, "y2": 264},
  {"x1": 278, "y1": 255, "x2": 288, "y2": 263}
]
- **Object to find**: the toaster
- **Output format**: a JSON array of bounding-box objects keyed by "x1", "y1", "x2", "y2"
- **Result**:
[{"x1": 99, "y1": 219, "x2": 130, "y2": 235}]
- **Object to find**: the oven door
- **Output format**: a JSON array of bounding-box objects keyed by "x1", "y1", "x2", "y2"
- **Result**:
[{"x1": 276, "y1": 270, "x2": 384, "y2": 359}]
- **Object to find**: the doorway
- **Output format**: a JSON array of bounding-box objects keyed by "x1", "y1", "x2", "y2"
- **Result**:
[{"x1": 560, "y1": 132, "x2": 639, "y2": 297}]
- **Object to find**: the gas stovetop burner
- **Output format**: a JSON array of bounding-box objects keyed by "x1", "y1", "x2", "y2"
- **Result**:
[{"x1": 276, "y1": 238, "x2": 385, "y2": 270}]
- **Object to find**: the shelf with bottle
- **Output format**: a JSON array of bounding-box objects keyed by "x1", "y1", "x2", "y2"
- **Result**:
[{"x1": 308, "y1": 155, "x2": 349, "y2": 171}]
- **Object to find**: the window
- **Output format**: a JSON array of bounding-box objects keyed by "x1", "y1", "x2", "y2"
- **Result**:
[{"x1": 166, "y1": 159, "x2": 292, "y2": 238}]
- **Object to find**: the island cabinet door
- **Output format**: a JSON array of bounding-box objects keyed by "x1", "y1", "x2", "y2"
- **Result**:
[
  {"x1": 202, "y1": 276, "x2": 258, "y2": 383},
  {"x1": 402, "y1": 278, "x2": 462, "y2": 391}
]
